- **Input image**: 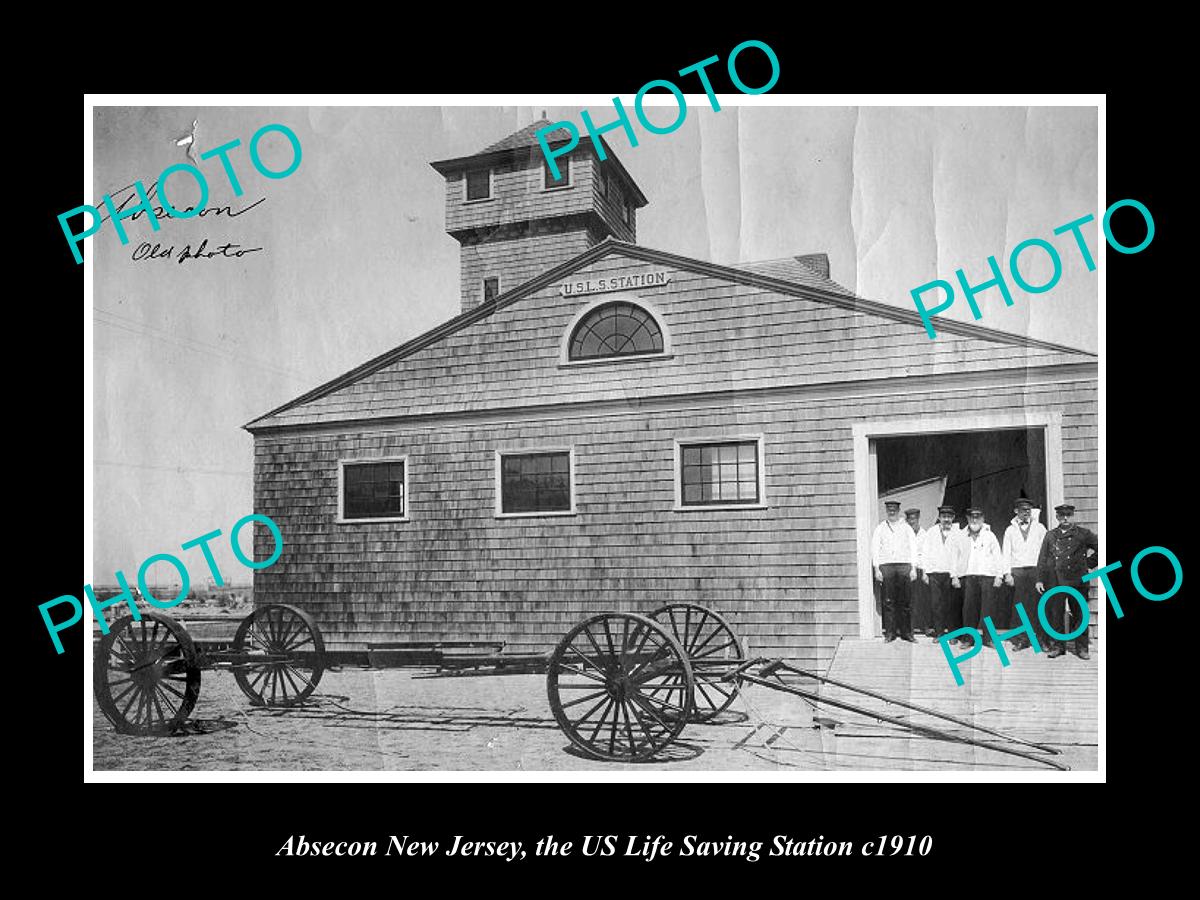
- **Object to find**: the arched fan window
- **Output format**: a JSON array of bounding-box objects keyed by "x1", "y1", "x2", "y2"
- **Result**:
[{"x1": 568, "y1": 301, "x2": 664, "y2": 361}]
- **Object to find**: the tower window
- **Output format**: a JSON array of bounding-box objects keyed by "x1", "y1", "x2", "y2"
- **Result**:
[
  {"x1": 483, "y1": 276, "x2": 500, "y2": 302},
  {"x1": 544, "y1": 156, "x2": 570, "y2": 189},
  {"x1": 622, "y1": 200, "x2": 632, "y2": 226},
  {"x1": 599, "y1": 168, "x2": 609, "y2": 199},
  {"x1": 466, "y1": 168, "x2": 491, "y2": 201}
]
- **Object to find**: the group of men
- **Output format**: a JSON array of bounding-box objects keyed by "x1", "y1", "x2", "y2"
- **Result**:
[{"x1": 870, "y1": 498, "x2": 1098, "y2": 659}]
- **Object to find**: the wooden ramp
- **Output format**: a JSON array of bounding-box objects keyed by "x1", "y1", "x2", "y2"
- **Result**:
[{"x1": 739, "y1": 638, "x2": 1098, "y2": 771}]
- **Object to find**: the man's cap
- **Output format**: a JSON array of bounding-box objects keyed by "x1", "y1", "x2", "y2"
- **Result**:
[
  {"x1": 937, "y1": 505, "x2": 956, "y2": 514},
  {"x1": 1014, "y1": 498, "x2": 1033, "y2": 509},
  {"x1": 1055, "y1": 503, "x2": 1076, "y2": 514},
  {"x1": 904, "y1": 507, "x2": 920, "y2": 517},
  {"x1": 967, "y1": 507, "x2": 985, "y2": 516},
  {"x1": 884, "y1": 500, "x2": 901, "y2": 509}
]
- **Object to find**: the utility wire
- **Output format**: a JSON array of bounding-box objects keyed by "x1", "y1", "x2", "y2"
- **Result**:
[{"x1": 93, "y1": 307, "x2": 311, "y2": 383}]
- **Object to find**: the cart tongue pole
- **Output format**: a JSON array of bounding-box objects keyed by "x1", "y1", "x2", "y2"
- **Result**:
[{"x1": 719, "y1": 657, "x2": 1068, "y2": 770}]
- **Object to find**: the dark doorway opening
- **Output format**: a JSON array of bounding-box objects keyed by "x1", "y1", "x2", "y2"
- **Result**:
[{"x1": 875, "y1": 428, "x2": 1048, "y2": 529}]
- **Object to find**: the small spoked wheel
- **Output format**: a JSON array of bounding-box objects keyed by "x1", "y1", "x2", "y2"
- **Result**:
[
  {"x1": 650, "y1": 603, "x2": 744, "y2": 722},
  {"x1": 232, "y1": 604, "x2": 326, "y2": 707},
  {"x1": 547, "y1": 612, "x2": 694, "y2": 762},
  {"x1": 95, "y1": 613, "x2": 201, "y2": 735}
]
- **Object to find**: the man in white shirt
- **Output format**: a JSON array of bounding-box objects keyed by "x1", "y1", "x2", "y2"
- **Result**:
[
  {"x1": 871, "y1": 500, "x2": 918, "y2": 643},
  {"x1": 956, "y1": 507, "x2": 1004, "y2": 646},
  {"x1": 1001, "y1": 498, "x2": 1048, "y2": 652},
  {"x1": 905, "y1": 508, "x2": 934, "y2": 638},
  {"x1": 921, "y1": 505, "x2": 961, "y2": 640}
]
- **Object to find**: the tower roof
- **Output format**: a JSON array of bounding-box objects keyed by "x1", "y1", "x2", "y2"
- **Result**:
[
  {"x1": 479, "y1": 118, "x2": 576, "y2": 153},
  {"x1": 429, "y1": 117, "x2": 649, "y2": 208}
]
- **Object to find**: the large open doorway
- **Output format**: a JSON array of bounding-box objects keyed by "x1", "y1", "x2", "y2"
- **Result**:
[
  {"x1": 876, "y1": 429, "x2": 1047, "y2": 531},
  {"x1": 852, "y1": 413, "x2": 1064, "y2": 638}
]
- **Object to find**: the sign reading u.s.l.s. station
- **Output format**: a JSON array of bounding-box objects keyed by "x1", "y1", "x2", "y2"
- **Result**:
[{"x1": 559, "y1": 270, "x2": 671, "y2": 297}]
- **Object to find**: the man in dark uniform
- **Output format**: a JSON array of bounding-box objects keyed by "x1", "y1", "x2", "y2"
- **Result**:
[{"x1": 1036, "y1": 503, "x2": 1099, "y2": 659}]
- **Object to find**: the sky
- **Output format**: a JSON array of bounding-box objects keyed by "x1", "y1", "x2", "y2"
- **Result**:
[{"x1": 91, "y1": 103, "x2": 1098, "y2": 586}]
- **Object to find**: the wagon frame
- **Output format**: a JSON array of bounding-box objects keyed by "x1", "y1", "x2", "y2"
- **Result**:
[
  {"x1": 93, "y1": 601, "x2": 1068, "y2": 770},
  {"x1": 94, "y1": 603, "x2": 325, "y2": 735}
]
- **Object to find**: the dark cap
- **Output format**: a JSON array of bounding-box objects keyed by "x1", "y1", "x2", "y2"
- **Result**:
[
  {"x1": 937, "y1": 505, "x2": 956, "y2": 514},
  {"x1": 904, "y1": 508, "x2": 920, "y2": 517},
  {"x1": 967, "y1": 507, "x2": 985, "y2": 516},
  {"x1": 1054, "y1": 503, "x2": 1076, "y2": 514},
  {"x1": 884, "y1": 500, "x2": 901, "y2": 509},
  {"x1": 1014, "y1": 498, "x2": 1033, "y2": 509}
]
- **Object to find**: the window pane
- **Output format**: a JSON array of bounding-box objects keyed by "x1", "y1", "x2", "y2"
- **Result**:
[
  {"x1": 466, "y1": 169, "x2": 490, "y2": 200},
  {"x1": 578, "y1": 331, "x2": 603, "y2": 357},
  {"x1": 679, "y1": 441, "x2": 759, "y2": 506},
  {"x1": 344, "y1": 462, "x2": 404, "y2": 518},
  {"x1": 502, "y1": 452, "x2": 571, "y2": 513},
  {"x1": 483, "y1": 277, "x2": 499, "y2": 302},
  {"x1": 545, "y1": 157, "x2": 568, "y2": 187}
]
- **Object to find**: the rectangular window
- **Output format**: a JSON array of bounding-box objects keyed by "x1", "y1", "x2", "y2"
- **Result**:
[
  {"x1": 544, "y1": 156, "x2": 570, "y2": 189},
  {"x1": 622, "y1": 200, "x2": 632, "y2": 225},
  {"x1": 599, "y1": 167, "x2": 609, "y2": 199},
  {"x1": 483, "y1": 276, "x2": 500, "y2": 302},
  {"x1": 498, "y1": 450, "x2": 573, "y2": 515},
  {"x1": 339, "y1": 459, "x2": 407, "y2": 522},
  {"x1": 466, "y1": 168, "x2": 491, "y2": 201},
  {"x1": 679, "y1": 440, "x2": 761, "y2": 507}
]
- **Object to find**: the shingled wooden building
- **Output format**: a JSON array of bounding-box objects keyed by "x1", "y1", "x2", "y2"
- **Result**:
[{"x1": 244, "y1": 120, "x2": 1099, "y2": 668}]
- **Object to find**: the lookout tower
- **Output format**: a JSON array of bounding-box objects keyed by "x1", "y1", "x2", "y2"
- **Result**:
[{"x1": 431, "y1": 118, "x2": 649, "y2": 313}]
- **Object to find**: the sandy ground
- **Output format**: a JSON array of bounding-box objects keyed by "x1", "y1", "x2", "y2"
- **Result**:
[{"x1": 91, "y1": 663, "x2": 1096, "y2": 773}]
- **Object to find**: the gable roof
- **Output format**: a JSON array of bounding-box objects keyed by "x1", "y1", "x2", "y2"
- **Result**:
[
  {"x1": 733, "y1": 255, "x2": 856, "y2": 296},
  {"x1": 245, "y1": 238, "x2": 1095, "y2": 432}
]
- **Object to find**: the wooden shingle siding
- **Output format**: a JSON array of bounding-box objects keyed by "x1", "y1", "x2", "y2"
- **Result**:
[
  {"x1": 253, "y1": 375, "x2": 1097, "y2": 671},
  {"x1": 445, "y1": 148, "x2": 597, "y2": 235},
  {"x1": 260, "y1": 258, "x2": 1091, "y2": 429},
  {"x1": 460, "y1": 229, "x2": 595, "y2": 312},
  {"x1": 589, "y1": 157, "x2": 636, "y2": 243}
]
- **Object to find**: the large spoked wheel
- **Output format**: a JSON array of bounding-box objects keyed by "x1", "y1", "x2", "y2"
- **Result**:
[
  {"x1": 547, "y1": 612, "x2": 694, "y2": 762},
  {"x1": 650, "y1": 603, "x2": 744, "y2": 722},
  {"x1": 95, "y1": 613, "x2": 201, "y2": 735},
  {"x1": 232, "y1": 604, "x2": 326, "y2": 707}
]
